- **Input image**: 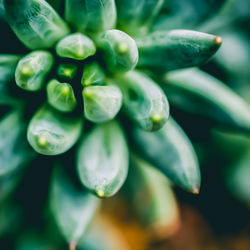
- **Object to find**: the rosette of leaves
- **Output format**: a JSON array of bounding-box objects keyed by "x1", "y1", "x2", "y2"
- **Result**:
[{"x1": 1, "y1": 0, "x2": 250, "y2": 249}]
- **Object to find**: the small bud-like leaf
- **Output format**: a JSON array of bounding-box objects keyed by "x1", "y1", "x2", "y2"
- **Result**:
[
  {"x1": 97, "y1": 29, "x2": 138, "y2": 72},
  {"x1": 50, "y1": 165, "x2": 100, "y2": 247},
  {"x1": 136, "y1": 30, "x2": 222, "y2": 72},
  {"x1": 81, "y1": 62, "x2": 105, "y2": 87},
  {"x1": 27, "y1": 104, "x2": 83, "y2": 155},
  {"x1": 65, "y1": 0, "x2": 116, "y2": 34},
  {"x1": 133, "y1": 117, "x2": 201, "y2": 193},
  {"x1": 56, "y1": 33, "x2": 96, "y2": 60},
  {"x1": 83, "y1": 85, "x2": 122, "y2": 123},
  {"x1": 4, "y1": 0, "x2": 70, "y2": 49},
  {"x1": 77, "y1": 121, "x2": 129, "y2": 198},
  {"x1": 57, "y1": 63, "x2": 77, "y2": 80},
  {"x1": 163, "y1": 69, "x2": 250, "y2": 133},
  {"x1": 47, "y1": 79, "x2": 77, "y2": 112},
  {"x1": 116, "y1": 70, "x2": 169, "y2": 131},
  {"x1": 15, "y1": 51, "x2": 54, "y2": 91}
]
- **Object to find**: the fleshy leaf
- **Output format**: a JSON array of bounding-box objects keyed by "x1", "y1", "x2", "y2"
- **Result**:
[
  {"x1": 15, "y1": 51, "x2": 53, "y2": 91},
  {"x1": 65, "y1": 0, "x2": 116, "y2": 34},
  {"x1": 81, "y1": 62, "x2": 105, "y2": 87},
  {"x1": 117, "y1": 0, "x2": 164, "y2": 35},
  {"x1": 97, "y1": 29, "x2": 138, "y2": 72},
  {"x1": 50, "y1": 165, "x2": 100, "y2": 247},
  {"x1": 4, "y1": 0, "x2": 70, "y2": 49},
  {"x1": 56, "y1": 33, "x2": 96, "y2": 60},
  {"x1": 136, "y1": 29, "x2": 222, "y2": 72},
  {"x1": 83, "y1": 85, "x2": 122, "y2": 123},
  {"x1": 163, "y1": 68, "x2": 250, "y2": 133},
  {"x1": 77, "y1": 121, "x2": 129, "y2": 198},
  {"x1": 27, "y1": 104, "x2": 83, "y2": 155},
  {"x1": 133, "y1": 117, "x2": 201, "y2": 193},
  {"x1": 57, "y1": 63, "x2": 77, "y2": 81},
  {"x1": 0, "y1": 110, "x2": 35, "y2": 177},
  {"x1": 47, "y1": 79, "x2": 77, "y2": 112},
  {"x1": 116, "y1": 70, "x2": 169, "y2": 131}
]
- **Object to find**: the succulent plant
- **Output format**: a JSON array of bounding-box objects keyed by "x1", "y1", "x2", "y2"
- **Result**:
[{"x1": 1, "y1": 0, "x2": 250, "y2": 249}]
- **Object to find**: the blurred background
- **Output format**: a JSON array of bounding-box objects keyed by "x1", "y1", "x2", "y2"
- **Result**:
[{"x1": 0, "y1": 0, "x2": 250, "y2": 249}]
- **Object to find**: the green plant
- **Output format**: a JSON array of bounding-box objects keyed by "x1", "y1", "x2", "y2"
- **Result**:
[{"x1": 1, "y1": 0, "x2": 250, "y2": 249}]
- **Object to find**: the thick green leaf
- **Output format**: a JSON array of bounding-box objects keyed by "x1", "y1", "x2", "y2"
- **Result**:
[
  {"x1": 0, "y1": 110, "x2": 35, "y2": 177},
  {"x1": 56, "y1": 33, "x2": 96, "y2": 60},
  {"x1": 117, "y1": 0, "x2": 164, "y2": 35},
  {"x1": 128, "y1": 155, "x2": 179, "y2": 234},
  {"x1": 15, "y1": 51, "x2": 53, "y2": 91},
  {"x1": 163, "y1": 69, "x2": 250, "y2": 133},
  {"x1": 27, "y1": 104, "x2": 83, "y2": 155},
  {"x1": 133, "y1": 117, "x2": 200, "y2": 193},
  {"x1": 83, "y1": 85, "x2": 122, "y2": 123},
  {"x1": 47, "y1": 79, "x2": 77, "y2": 112},
  {"x1": 152, "y1": 0, "x2": 225, "y2": 31},
  {"x1": 116, "y1": 70, "x2": 169, "y2": 131},
  {"x1": 81, "y1": 62, "x2": 105, "y2": 87},
  {"x1": 4, "y1": 0, "x2": 70, "y2": 49},
  {"x1": 136, "y1": 30, "x2": 222, "y2": 72},
  {"x1": 50, "y1": 166, "x2": 100, "y2": 248},
  {"x1": 97, "y1": 29, "x2": 138, "y2": 72},
  {"x1": 65, "y1": 0, "x2": 116, "y2": 34},
  {"x1": 77, "y1": 121, "x2": 129, "y2": 198}
]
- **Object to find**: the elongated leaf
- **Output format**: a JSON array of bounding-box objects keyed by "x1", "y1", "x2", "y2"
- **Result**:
[
  {"x1": 4, "y1": 0, "x2": 70, "y2": 49},
  {"x1": 163, "y1": 69, "x2": 250, "y2": 133},
  {"x1": 77, "y1": 121, "x2": 129, "y2": 198},
  {"x1": 116, "y1": 70, "x2": 169, "y2": 131},
  {"x1": 83, "y1": 85, "x2": 122, "y2": 123},
  {"x1": 27, "y1": 104, "x2": 83, "y2": 155},
  {"x1": 133, "y1": 117, "x2": 200, "y2": 193},
  {"x1": 47, "y1": 79, "x2": 77, "y2": 112},
  {"x1": 50, "y1": 166, "x2": 100, "y2": 248},
  {"x1": 15, "y1": 51, "x2": 53, "y2": 91},
  {"x1": 0, "y1": 110, "x2": 35, "y2": 177},
  {"x1": 136, "y1": 30, "x2": 222, "y2": 72},
  {"x1": 152, "y1": 0, "x2": 225, "y2": 31},
  {"x1": 117, "y1": 0, "x2": 164, "y2": 35},
  {"x1": 81, "y1": 62, "x2": 105, "y2": 87},
  {"x1": 65, "y1": 0, "x2": 116, "y2": 34},
  {"x1": 128, "y1": 155, "x2": 180, "y2": 236},
  {"x1": 97, "y1": 29, "x2": 138, "y2": 72},
  {"x1": 56, "y1": 33, "x2": 96, "y2": 60}
]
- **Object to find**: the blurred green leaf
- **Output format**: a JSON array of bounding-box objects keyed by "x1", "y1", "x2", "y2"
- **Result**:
[
  {"x1": 50, "y1": 165, "x2": 100, "y2": 248},
  {"x1": 65, "y1": 0, "x2": 116, "y2": 34},
  {"x1": 4, "y1": 0, "x2": 70, "y2": 49},
  {"x1": 133, "y1": 117, "x2": 200, "y2": 193},
  {"x1": 163, "y1": 68, "x2": 250, "y2": 133},
  {"x1": 77, "y1": 121, "x2": 129, "y2": 198},
  {"x1": 116, "y1": 70, "x2": 169, "y2": 131},
  {"x1": 27, "y1": 104, "x2": 83, "y2": 155},
  {"x1": 117, "y1": 0, "x2": 164, "y2": 35},
  {"x1": 136, "y1": 29, "x2": 221, "y2": 72},
  {"x1": 0, "y1": 110, "x2": 35, "y2": 177}
]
